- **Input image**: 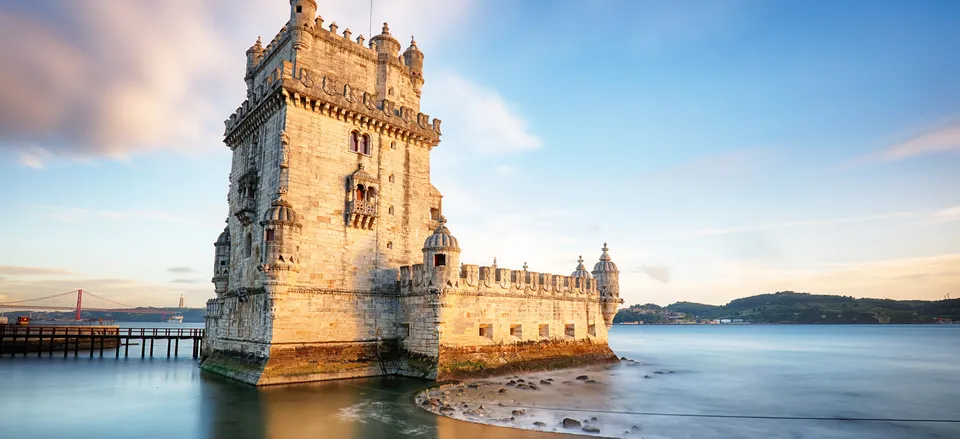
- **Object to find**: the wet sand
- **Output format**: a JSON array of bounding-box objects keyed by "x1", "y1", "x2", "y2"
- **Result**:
[{"x1": 416, "y1": 357, "x2": 665, "y2": 438}]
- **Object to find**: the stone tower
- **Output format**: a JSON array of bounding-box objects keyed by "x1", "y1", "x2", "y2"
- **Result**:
[{"x1": 202, "y1": 0, "x2": 444, "y2": 385}]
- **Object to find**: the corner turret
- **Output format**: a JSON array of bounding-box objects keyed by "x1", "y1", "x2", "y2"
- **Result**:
[
  {"x1": 289, "y1": 0, "x2": 317, "y2": 57},
  {"x1": 592, "y1": 243, "x2": 622, "y2": 327},
  {"x1": 422, "y1": 216, "x2": 461, "y2": 289},
  {"x1": 212, "y1": 225, "x2": 231, "y2": 296},
  {"x1": 403, "y1": 36, "x2": 425, "y2": 95},
  {"x1": 289, "y1": 0, "x2": 317, "y2": 30},
  {"x1": 258, "y1": 191, "x2": 302, "y2": 282},
  {"x1": 245, "y1": 37, "x2": 264, "y2": 97},
  {"x1": 371, "y1": 22, "x2": 401, "y2": 57}
]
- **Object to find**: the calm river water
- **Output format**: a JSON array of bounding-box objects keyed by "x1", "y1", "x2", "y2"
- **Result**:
[{"x1": 1, "y1": 324, "x2": 957, "y2": 439}]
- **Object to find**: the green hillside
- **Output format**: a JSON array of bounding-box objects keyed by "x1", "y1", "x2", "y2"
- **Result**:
[{"x1": 616, "y1": 291, "x2": 960, "y2": 324}]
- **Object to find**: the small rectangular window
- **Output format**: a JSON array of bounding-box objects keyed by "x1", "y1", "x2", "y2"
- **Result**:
[
  {"x1": 565, "y1": 324, "x2": 575, "y2": 339},
  {"x1": 539, "y1": 324, "x2": 549, "y2": 338},
  {"x1": 588, "y1": 324, "x2": 596, "y2": 337},
  {"x1": 510, "y1": 324, "x2": 522, "y2": 339},
  {"x1": 265, "y1": 229, "x2": 275, "y2": 242},
  {"x1": 399, "y1": 323, "x2": 410, "y2": 339},
  {"x1": 434, "y1": 254, "x2": 446, "y2": 267},
  {"x1": 296, "y1": 6, "x2": 302, "y2": 13},
  {"x1": 430, "y1": 208, "x2": 439, "y2": 220},
  {"x1": 479, "y1": 324, "x2": 493, "y2": 339}
]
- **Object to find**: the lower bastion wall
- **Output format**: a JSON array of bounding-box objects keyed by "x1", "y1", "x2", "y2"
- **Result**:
[
  {"x1": 259, "y1": 289, "x2": 400, "y2": 385},
  {"x1": 397, "y1": 263, "x2": 619, "y2": 380},
  {"x1": 202, "y1": 289, "x2": 404, "y2": 385},
  {"x1": 201, "y1": 292, "x2": 274, "y2": 384}
]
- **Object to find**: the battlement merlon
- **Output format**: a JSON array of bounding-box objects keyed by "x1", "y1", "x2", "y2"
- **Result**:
[
  {"x1": 226, "y1": 7, "x2": 439, "y2": 148},
  {"x1": 223, "y1": 64, "x2": 441, "y2": 148},
  {"x1": 397, "y1": 263, "x2": 601, "y2": 297}
]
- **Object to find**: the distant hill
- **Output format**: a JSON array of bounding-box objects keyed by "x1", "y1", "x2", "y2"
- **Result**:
[{"x1": 615, "y1": 291, "x2": 960, "y2": 324}]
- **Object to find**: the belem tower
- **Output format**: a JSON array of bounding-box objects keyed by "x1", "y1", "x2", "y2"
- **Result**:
[{"x1": 202, "y1": 0, "x2": 624, "y2": 385}]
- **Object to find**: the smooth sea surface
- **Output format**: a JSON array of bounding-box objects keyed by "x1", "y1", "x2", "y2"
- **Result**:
[{"x1": 1, "y1": 323, "x2": 958, "y2": 439}]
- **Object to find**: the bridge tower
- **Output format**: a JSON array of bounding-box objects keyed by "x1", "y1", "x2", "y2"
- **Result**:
[{"x1": 75, "y1": 288, "x2": 83, "y2": 321}]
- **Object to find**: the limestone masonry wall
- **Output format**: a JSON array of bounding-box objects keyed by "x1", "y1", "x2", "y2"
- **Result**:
[{"x1": 202, "y1": 1, "x2": 622, "y2": 386}]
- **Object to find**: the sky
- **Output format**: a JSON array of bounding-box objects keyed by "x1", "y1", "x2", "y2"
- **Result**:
[{"x1": 0, "y1": 0, "x2": 958, "y2": 308}]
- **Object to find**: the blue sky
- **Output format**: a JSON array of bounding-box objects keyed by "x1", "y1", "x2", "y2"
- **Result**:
[{"x1": 0, "y1": 0, "x2": 958, "y2": 307}]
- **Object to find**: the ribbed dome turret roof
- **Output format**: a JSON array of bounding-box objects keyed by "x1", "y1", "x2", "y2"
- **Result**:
[
  {"x1": 261, "y1": 193, "x2": 300, "y2": 226},
  {"x1": 592, "y1": 243, "x2": 619, "y2": 273},
  {"x1": 571, "y1": 255, "x2": 593, "y2": 278},
  {"x1": 215, "y1": 226, "x2": 230, "y2": 246},
  {"x1": 423, "y1": 216, "x2": 460, "y2": 251}
]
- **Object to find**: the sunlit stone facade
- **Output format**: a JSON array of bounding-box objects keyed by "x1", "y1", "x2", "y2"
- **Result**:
[{"x1": 201, "y1": 0, "x2": 622, "y2": 385}]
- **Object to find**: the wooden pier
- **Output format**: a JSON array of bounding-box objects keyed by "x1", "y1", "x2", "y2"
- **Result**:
[{"x1": 0, "y1": 326, "x2": 204, "y2": 358}]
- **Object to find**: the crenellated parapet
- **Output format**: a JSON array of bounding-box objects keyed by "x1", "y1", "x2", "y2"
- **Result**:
[
  {"x1": 398, "y1": 261, "x2": 601, "y2": 300},
  {"x1": 225, "y1": 66, "x2": 441, "y2": 147}
]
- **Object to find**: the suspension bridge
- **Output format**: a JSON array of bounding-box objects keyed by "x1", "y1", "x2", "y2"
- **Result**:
[{"x1": 0, "y1": 289, "x2": 182, "y2": 321}]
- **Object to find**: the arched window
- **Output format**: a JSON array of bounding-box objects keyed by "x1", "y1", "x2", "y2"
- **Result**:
[
  {"x1": 366, "y1": 186, "x2": 377, "y2": 202},
  {"x1": 388, "y1": 206, "x2": 394, "y2": 215},
  {"x1": 386, "y1": 241, "x2": 393, "y2": 250},
  {"x1": 360, "y1": 134, "x2": 371, "y2": 155},
  {"x1": 390, "y1": 141, "x2": 396, "y2": 150},
  {"x1": 388, "y1": 174, "x2": 395, "y2": 183},
  {"x1": 244, "y1": 233, "x2": 252, "y2": 258},
  {"x1": 355, "y1": 184, "x2": 365, "y2": 202},
  {"x1": 348, "y1": 131, "x2": 360, "y2": 153}
]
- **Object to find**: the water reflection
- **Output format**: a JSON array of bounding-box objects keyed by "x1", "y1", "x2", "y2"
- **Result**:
[{"x1": 199, "y1": 373, "x2": 576, "y2": 439}]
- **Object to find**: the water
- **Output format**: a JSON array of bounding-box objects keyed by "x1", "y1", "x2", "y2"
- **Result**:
[{"x1": 0, "y1": 324, "x2": 957, "y2": 439}]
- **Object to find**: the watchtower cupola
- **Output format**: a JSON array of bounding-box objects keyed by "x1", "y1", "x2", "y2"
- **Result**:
[
  {"x1": 212, "y1": 225, "x2": 231, "y2": 296},
  {"x1": 422, "y1": 216, "x2": 461, "y2": 288},
  {"x1": 592, "y1": 243, "x2": 623, "y2": 327},
  {"x1": 371, "y1": 22, "x2": 401, "y2": 57},
  {"x1": 403, "y1": 36, "x2": 425, "y2": 95},
  {"x1": 289, "y1": 0, "x2": 317, "y2": 30},
  {"x1": 571, "y1": 255, "x2": 592, "y2": 278},
  {"x1": 258, "y1": 191, "x2": 302, "y2": 281}
]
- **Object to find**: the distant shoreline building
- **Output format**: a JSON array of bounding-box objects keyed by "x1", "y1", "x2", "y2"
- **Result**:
[{"x1": 201, "y1": 0, "x2": 622, "y2": 385}]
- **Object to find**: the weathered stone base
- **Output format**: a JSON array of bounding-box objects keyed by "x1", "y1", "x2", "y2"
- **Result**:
[
  {"x1": 202, "y1": 339, "x2": 618, "y2": 385},
  {"x1": 436, "y1": 338, "x2": 619, "y2": 380},
  {"x1": 201, "y1": 340, "x2": 401, "y2": 385},
  {"x1": 200, "y1": 349, "x2": 270, "y2": 385}
]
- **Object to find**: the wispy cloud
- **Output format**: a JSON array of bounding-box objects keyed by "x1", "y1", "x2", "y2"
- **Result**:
[
  {"x1": 0, "y1": 0, "x2": 477, "y2": 161},
  {"x1": 0, "y1": 266, "x2": 72, "y2": 276},
  {"x1": 428, "y1": 72, "x2": 543, "y2": 156},
  {"x1": 687, "y1": 211, "x2": 919, "y2": 237},
  {"x1": 38, "y1": 206, "x2": 199, "y2": 225},
  {"x1": 171, "y1": 279, "x2": 200, "y2": 284},
  {"x1": 167, "y1": 267, "x2": 198, "y2": 274},
  {"x1": 880, "y1": 120, "x2": 960, "y2": 161},
  {"x1": 636, "y1": 265, "x2": 672, "y2": 284},
  {"x1": 929, "y1": 206, "x2": 960, "y2": 224},
  {"x1": 17, "y1": 146, "x2": 51, "y2": 169}
]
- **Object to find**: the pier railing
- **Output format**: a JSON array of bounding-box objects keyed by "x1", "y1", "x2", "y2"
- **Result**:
[{"x1": 0, "y1": 326, "x2": 204, "y2": 359}]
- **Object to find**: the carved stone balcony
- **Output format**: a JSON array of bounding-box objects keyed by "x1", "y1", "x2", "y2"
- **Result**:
[
  {"x1": 233, "y1": 197, "x2": 257, "y2": 225},
  {"x1": 348, "y1": 200, "x2": 378, "y2": 230}
]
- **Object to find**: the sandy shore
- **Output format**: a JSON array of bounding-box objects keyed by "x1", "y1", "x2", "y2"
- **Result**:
[{"x1": 416, "y1": 356, "x2": 672, "y2": 438}]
